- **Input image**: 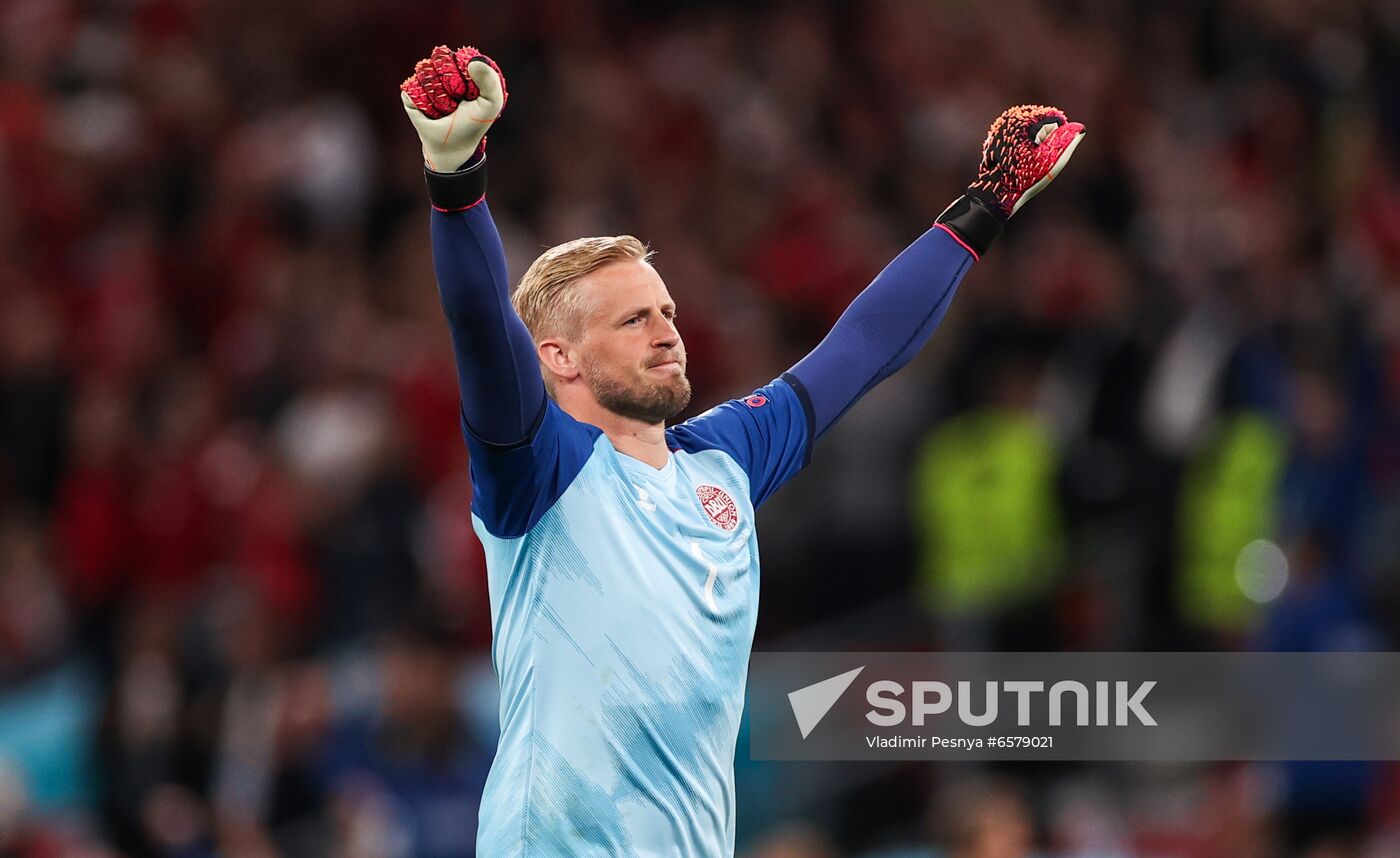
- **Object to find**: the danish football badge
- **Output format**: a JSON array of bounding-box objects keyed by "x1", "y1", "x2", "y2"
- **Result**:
[{"x1": 696, "y1": 484, "x2": 738, "y2": 531}]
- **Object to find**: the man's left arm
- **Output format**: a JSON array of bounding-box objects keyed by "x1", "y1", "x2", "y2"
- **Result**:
[
  {"x1": 789, "y1": 104, "x2": 1085, "y2": 440},
  {"x1": 672, "y1": 228, "x2": 969, "y2": 510},
  {"x1": 670, "y1": 105, "x2": 1083, "y2": 507}
]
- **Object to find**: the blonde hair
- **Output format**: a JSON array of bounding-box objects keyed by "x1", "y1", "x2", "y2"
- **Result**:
[{"x1": 512, "y1": 235, "x2": 653, "y2": 341}]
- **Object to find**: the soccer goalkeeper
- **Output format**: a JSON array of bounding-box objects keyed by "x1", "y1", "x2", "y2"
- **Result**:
[{"x1": 401, "y1": 45, "x2": 1083, "y2": 857}]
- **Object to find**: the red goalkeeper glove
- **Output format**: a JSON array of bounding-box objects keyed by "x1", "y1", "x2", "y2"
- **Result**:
[
  {"x1": 935, "y1": 105, "x2": 1085, "y2": 258},
  {"x1": 400, "y1": 46, "x2": 508, "y2": 209}
]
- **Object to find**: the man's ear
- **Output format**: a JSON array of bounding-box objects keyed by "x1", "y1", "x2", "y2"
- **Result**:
[{"x1": 538, "y1": 338, "x2": 580, "y2": 385}]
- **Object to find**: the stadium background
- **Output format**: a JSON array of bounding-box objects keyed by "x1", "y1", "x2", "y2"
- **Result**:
[{"x1": 1, "y1": 0, "x2": 1399, "y2": 854}]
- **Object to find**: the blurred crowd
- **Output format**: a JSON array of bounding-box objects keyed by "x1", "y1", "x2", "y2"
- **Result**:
[{"x1": 1, "y1": 0, "x2": 1399, "y2": 855}]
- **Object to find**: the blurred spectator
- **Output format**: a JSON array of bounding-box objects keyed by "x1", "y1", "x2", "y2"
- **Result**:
[
  {"x1": 910, "y1": 357, "x2": 1065, "y2": 649},
  {"x1": 742, "y1": 822, "x2": 840, "y2": 858},
  {"x1": 320, "y1": 621, "x2": 490, "y2": 858},
  {"x1": 932, "y1": 775, "x2": 1034, "y2": 858},
  {"x1": 1176, "y1": 412, "x2": 1287, "y2": 639}
]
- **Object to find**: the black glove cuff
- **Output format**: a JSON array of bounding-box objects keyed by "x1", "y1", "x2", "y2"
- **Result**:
[
  {"x1": 934, "y1": 193, "x2": 1005, "y2": 258},
  {"x1": 424, "y1": 152, "x2": 488, "y2": 211}
]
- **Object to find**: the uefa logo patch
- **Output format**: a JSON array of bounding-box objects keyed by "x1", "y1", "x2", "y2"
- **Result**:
[
  {"x1": 744, "y1": 394, "x2": 768, "y2": 408},
  {"x1": 696, "y1": 484, "x2": 738, "y2": 531}
]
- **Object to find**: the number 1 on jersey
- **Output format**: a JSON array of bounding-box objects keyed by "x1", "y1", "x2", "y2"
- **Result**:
[{"x1": 689, "y1": 541, "x2": 719, "y2": 612}]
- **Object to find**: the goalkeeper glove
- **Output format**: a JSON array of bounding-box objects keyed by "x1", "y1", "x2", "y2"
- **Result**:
[
  {"x1": 935, "y1": 105, "x2": 1085, "y2": 259},
  {"x1": 401, "y1": 46, "x2": 508, "y2": 209}
]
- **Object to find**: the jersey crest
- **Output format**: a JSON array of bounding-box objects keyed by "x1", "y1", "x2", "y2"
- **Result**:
[{"x1": 696, "y1": 484, "x2": 738, "y2": 531}]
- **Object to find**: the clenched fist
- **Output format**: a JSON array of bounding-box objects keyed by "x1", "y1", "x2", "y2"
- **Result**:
[
  {"x1": 934, "y1": 104, "x2": 1085, "y2": 258},
  {"x1": 400, "y1": 46, "x2": 508, "y2": 172}
]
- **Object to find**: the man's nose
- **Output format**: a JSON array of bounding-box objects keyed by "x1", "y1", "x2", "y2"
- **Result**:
[{"x1": 651, "y1": 318, "x2": 679, "y2": 348}]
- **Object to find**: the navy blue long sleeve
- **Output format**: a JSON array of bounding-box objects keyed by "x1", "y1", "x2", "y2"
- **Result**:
[
  {"x1": 787, "y1": 225, "x2": 974, "y2": 439},
  {"x1": 430, "y1": 202, "x2": 545, "y2": 446}
]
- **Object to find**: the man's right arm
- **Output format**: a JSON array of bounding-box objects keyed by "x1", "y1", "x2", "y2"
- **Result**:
[
  {"x1": 402, "y1": 45, "x2": 546, "y2": 447},
  {"x1": 427, "y1": 163, "x2": 546, "y2": 447},
  {"x1": 405, "y1": 46, "x2": 600, "y2": 539},
  {"x1": 432, "y1": 185, "x2": 604, "y2": 539}
]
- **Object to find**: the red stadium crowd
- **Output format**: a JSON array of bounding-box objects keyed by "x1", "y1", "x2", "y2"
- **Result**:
[{"x1": 1, "y1": 0, "x2": 1399, "y2": 855}]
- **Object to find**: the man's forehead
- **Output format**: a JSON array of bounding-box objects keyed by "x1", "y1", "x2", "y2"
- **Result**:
[{"x1": 579, "y1": 259, "x2": 673, "y2": 313}]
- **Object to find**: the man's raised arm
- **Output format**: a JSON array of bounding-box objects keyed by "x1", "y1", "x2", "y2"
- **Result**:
[
  {"x1": 788, "y1": 105, "x2": 1086, "y2": 439},
  {"x1": 402, "y1": 46, "x2": 545, "y2": 447}
]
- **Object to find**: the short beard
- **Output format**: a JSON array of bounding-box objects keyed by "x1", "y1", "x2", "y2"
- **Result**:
[{"x1": 585, "y1": 356, "x2": 692, "y2": 424}]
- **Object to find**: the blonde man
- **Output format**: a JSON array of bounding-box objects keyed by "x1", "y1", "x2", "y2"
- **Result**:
[{"x1": 400, "y1": 45, "x2": 1083, "y2": 857}]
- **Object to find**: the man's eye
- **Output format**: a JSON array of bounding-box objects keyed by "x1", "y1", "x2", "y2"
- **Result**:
[{"x1": 624, "y1": 317, "x2": 641, "y2": 326}]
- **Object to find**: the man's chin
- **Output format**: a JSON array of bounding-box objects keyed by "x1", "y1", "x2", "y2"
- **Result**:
[{"x1": 594, "y1": 375, "x2": 692, "y2": 424}]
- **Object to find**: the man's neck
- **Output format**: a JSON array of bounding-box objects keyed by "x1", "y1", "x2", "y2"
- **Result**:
[{"x1": 562, "y1": 398, "x2": 670, "y2": 470}]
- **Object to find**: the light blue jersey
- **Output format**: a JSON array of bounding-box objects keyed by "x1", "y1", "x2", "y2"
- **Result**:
[{"x1": 467, "y1": 376, "x2": 812, "y2": 856}]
